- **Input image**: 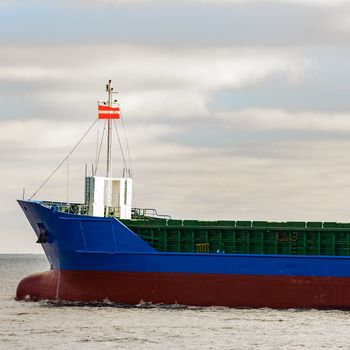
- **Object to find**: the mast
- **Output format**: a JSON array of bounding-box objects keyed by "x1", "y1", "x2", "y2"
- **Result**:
[
  {"x1": 106, "y1": 80, "x2": 113, "y2": 178},
  {"x1": 85, "y1": 80, "x2": 133, "y2": 219}
]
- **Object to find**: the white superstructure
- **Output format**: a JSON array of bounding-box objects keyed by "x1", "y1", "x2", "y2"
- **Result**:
[{"x1": 85, "y1": 176, "x2": 132, "y2": 219}]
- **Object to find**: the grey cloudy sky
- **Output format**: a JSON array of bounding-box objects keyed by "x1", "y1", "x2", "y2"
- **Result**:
[{"x1": 1, "y1": 0, "x2": 350, "y2": 252}]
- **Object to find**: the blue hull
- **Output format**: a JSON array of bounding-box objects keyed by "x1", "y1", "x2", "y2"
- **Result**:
[{"x1": 16, "y1": 200, "x2": 350, "y2": 308}]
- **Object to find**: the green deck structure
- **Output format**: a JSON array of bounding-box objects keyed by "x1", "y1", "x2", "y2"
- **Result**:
[{"x1": 121, "y1": 219, "x2": 350, "y2": 256}]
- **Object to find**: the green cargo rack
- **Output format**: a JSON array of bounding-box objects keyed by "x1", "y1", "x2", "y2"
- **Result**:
[{"x1": 121, "y1": 219, "x2": 350, "y2": 256}]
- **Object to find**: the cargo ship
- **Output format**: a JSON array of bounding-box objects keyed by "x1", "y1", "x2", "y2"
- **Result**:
[{"x1": 17, "y1": 81, "x2": 350, "y2": 309}]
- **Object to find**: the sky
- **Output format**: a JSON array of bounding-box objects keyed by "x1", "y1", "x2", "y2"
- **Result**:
[{"x1": 1, "y1": 0, "x2": 350, "y2": 253}]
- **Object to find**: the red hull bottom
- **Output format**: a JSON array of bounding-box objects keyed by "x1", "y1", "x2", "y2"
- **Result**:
[{"x1": 15, "y1": 270, "x2": 350, "y2": 309}]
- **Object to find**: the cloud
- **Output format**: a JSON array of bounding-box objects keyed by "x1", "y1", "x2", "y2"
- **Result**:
[
  {"x1": 0, "y1": 44, "x2": 309, "y2": 122},
  {"x1": 0, "y1": 45, "x2": 307, "y2": 86},
  {"x1": 333, "y1": 13, "x2": 350, "y2": 35},
  {"x1": 216, "y1": 109, "x2": 350, "y2": 133},
  {"x1": 0, "y1": 66, "x2": 65, "y2": 82},
  {"x1": 1, "y1": 1, "x2": 349, "y2": 48}
]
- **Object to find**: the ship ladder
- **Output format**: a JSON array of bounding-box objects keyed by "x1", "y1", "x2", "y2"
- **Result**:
[{"x1": 195, "y1": 243, "x2": 209, "y2": 253}]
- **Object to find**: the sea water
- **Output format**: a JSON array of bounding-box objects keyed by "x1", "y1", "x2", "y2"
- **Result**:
[{"x1": 1, "y1": 254, "x2": 350, "y2": 350}]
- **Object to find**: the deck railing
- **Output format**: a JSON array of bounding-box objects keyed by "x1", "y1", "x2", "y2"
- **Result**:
[
  {"x1": 41, "y1": 201, "x2": 90, "y2": 215},
  {"x1": 40, "y1": 201, "x2": 171, "y2": 220},
  {"x1": 132, "y1": 208, "x2": 172, "y2": 220}
]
